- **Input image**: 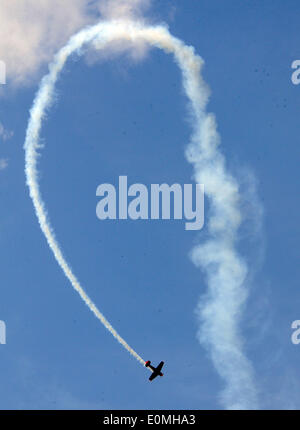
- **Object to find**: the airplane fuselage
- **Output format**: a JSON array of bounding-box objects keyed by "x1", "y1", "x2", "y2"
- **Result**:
[{"x1": 145, "y1": 360, "x2": 164, "y2": 381}]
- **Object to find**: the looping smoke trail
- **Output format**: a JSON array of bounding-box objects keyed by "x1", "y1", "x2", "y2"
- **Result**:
[{"x1": 24, "y1": 19, "x2": 258, "y2": 407}]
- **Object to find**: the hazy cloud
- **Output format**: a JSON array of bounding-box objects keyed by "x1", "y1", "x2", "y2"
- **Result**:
[
  {"x1": 0, "y1": 1, "x2": 152, "y2": 87},
  {"x1": 97, "y1": 0, "x2": 151, "y2": 20},
  {"x1": 0, "y1": 158, "x2": 8, "y2": 170},
  {"x1": 0, "y1": 121, "x2": 13, "y2": 141},
  {"x1": 0, "y1": 0, "x2": 95, "y2": 86}
]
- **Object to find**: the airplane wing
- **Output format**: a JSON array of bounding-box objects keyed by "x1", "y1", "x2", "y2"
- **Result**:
[
  {"x1": 156, "y1": 361, "x2": 164, "y2": 372},
  {"x1": 149, "y1": 372, "x2": 158, "y2": 382}
]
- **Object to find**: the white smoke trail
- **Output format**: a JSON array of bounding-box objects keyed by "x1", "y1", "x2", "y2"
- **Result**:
[{"x1": 24, "y1": 19, "x2": 258, "y2": 407}]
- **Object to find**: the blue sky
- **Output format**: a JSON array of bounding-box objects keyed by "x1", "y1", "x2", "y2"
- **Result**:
[{"x1": 1, "y1": 0, "x2": 300, "y2": 409}]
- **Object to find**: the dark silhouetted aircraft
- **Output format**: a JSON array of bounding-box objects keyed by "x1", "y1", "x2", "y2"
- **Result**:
[{"x1": 145, "y1": 360, "x2": 164, "y2": 381}]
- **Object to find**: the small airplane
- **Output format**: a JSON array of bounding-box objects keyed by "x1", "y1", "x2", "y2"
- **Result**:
[{"x1": 145, "y1": 360, "x2": 164, "y2": 381}]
